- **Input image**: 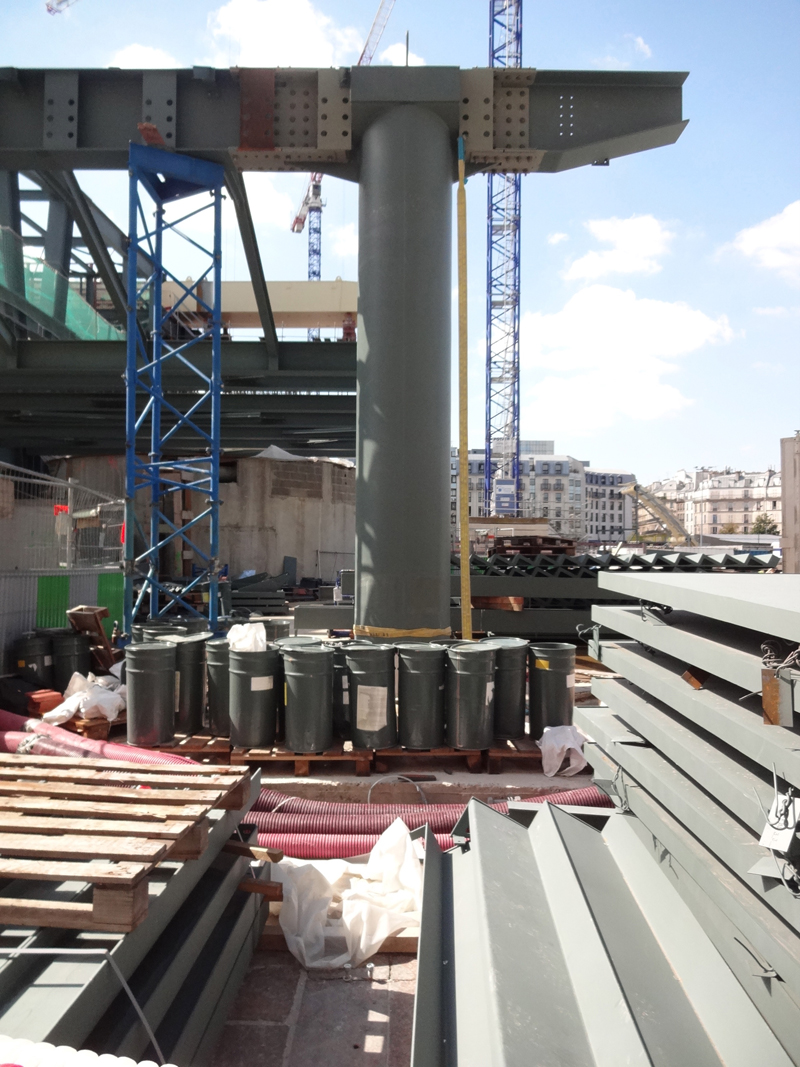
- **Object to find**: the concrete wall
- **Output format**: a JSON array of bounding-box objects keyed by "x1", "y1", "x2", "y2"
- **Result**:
[
  {"x1": 44, "y1": 455, "x2": 356, "y2": 582},
  {"x1": 782, "y1": 435, "x2": 800, "y2": 573},
  {"x1": 220, "y1": 458, "x2": 355, "y2": 580}
]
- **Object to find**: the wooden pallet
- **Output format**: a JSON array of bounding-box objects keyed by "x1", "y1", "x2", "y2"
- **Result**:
[
  {"x1": 230, "y1": 740, "x2": 372, "y2": 778},
  {"x1": 0, "y1": 752, "x2": 250, "y2": 931},
  {"x1": 486, "y1": 735, "x2": 543, "y2": 774},
  {"x1": 374, "y1": 746, "x2": 485, "y2": 774},
  {"x1": 153, "y1": 733, "x2": 232, "y2": 763}
]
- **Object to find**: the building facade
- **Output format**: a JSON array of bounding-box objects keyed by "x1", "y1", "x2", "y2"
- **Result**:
[
  {"x1": 638, "y1": 468, "x2": 782, "y2": 541},
  {"x1": 449, "y1": 443, "x2": 636, "y2": 541}
]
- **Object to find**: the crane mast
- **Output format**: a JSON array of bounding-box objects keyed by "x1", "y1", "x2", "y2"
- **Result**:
[{"x1": 484, "y1": 0, "x2": 522, "y2": 519}]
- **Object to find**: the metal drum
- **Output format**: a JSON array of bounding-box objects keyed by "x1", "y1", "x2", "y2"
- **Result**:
[
  {"x1": 480, "y1": 637, "x2": 529, "y2": 740},
  {"x1": 206, "y1": 638, "x2": 230, "y2": 737},
  {"x1": 283, "y1": 645, "x2": 334, "y2": 754},
  {"x1": 169, "y1": 635, "x2": 208, "y2": 735},
  {"x1": 52, "y1": 633, "x2": 92, "y2": 693},
  {"x1": 397, "y1": 643, "x2": 446, "y2": 750},
  {"x1": 260, "y1": 618, "x2": 292, "y2": 642},
  {"x1": 529, "y1": 642, "x2": 576, "y2": 737},
  {"x1": 446, "y1": 643, "x2": 496, "y2": 750},
  {"x1": 14, "y1": 633, "x2": 54, "y2": 689},
  {"x1": 327, "y1": 639, "x2": 371, "y2": 741},
  {"x1": 229, "y1": 646, "x2": 280, "y2": 749},
  {"x1": 126, "y1": 641, "x2": 176, "y2": 747},
  {"x1": 276, "y1": 636, "x2": 323, "y2": 648},
  {"x1": 346, "y1": 645, "x2": 397, "y2": 751}
]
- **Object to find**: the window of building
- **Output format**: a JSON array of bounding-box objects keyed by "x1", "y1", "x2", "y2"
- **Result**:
[
  {"x1": 542, "y1": 507, "x2": 549, "y2": 517},
  {"x1": 712, "y1": 514, "x2": 717, "y2": 523},
  {"x1": 451, "y1": 475, "x2": 457, "y2": 484},
  {"x1": 542, "y1": 463, "x2": 549, "y2": 474},
  {"x1": 468, "y1": 506, "x2": 472, "y2": 516},
  {"x1": 543, "y1": 493, "x2": 549, "y2": 502},
  {"x1": 773, "y1": 500, "x2": 778, "y2": 509},
  {"x1": 556, "y1": 493, "x2": 561, "y2": 502},
  {"x1": 450, "y1": 500, "x2": 457, "y2": 510},
  {"x1": 728, "y1": 504, "x2": 733, "y2": 511},
  {"x1": 555, "y1": 463, "x2": 562, "y2": 474},
  {"x1": 743, "y1": 526, "x2": 748, "y2": 534},
  {"x1": 712, "y1": 526, "x2": 718, "y2": 534},
  {"x1": 555, "y1": 508, "x2": 562, "y2": 518}
]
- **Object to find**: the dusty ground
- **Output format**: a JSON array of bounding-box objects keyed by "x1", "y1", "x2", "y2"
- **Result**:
[{"x1": 210, "y1": 952, "x2": 416, "y2": 1067}]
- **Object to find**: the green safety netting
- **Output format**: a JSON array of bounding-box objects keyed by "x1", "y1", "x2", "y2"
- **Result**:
[{"x1": 0, "y1": 225, "x2": 125, "y2": 342}]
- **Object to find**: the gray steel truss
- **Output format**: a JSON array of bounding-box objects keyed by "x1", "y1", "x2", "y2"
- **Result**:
[{"x1": 411, "y1": 799, "x2": 790, "y2": 1066}]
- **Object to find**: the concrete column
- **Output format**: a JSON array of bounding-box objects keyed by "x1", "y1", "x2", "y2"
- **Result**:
[{"x1": 355, "y1": 105, "x2": 453, "y2": 634}]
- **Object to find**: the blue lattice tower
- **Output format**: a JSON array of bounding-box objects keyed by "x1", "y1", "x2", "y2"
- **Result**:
[
  {"x1": 124, "y1": 144, "x2": 224, "y2": 633},
  {"x1": 484, "y1": 0, "x2": 523, "y2": 517},
  {"x1": 307, "y1": 180, "x2": 323, "y2": 340}
]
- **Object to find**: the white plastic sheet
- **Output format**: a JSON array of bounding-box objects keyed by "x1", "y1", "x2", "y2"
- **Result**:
[
  {"x1": 227, "y1": 622, "x2": 267, "y2": 652},
  {"x1": 43, "y1": 673, "x2": 125, "y2": 725},
  {"x1": 538, "y1": 724, "x2": 589, "y2": 777},
  {"x1": 272, "y1": 818, "x2": 423, "y2": 969}
]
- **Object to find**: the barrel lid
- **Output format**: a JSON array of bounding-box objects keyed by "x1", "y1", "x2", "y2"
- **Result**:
[
  {"x1": 281, "y1": 644, "x2": 333, "y2": 657},
  {"x1": 276, "y1": 636, "x2": 322, "y2": 647},
  {"x1": 530, "y1": 642, "x2": 576, "y2": 651},
  {"x1": 480, "y1": 637, "x2": 529, "y2": 649},
  {"x1": 449, "y1": 642, "x2": 494, "y2": 654},
  {"x1": 127, "y1": 640, "x2": 177, "y2": 652},
  {"x1": 398, "y1": 642, "x2": 447, "y2": 653}
]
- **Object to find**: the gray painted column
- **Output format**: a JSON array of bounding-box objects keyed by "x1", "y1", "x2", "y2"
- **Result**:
[{"x1": 355, "y1": 105, "x2": 453, "y2": 634}]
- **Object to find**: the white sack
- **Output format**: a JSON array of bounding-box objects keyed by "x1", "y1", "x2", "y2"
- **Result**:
[
  {"x1": 272, "y1": 817, "x2": 423, "y2": 969},
  {"x1": 227, "y1": 622, "x2": 267, "y2": 652},
  {"x1": 538, "y1": 724, "x2": 589, "y2": 777},
  {"x1": 43, "y1": 683, "x2": 125, "y2": 725}
]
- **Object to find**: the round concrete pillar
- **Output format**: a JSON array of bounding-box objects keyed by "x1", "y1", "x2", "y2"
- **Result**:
[{"x1": 355, "y1": 105, "x2": 453, "y2": 635}]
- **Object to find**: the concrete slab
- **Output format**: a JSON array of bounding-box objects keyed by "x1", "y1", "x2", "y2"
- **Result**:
[{"x1": 209, "y1": 953, "x2": 417, "y2": 1067}]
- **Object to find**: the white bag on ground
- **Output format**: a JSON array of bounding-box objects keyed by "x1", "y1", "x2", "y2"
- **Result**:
[
  {"x1": 226, "y1": 622, "x2": 267, "y2": 652},
  {"x1": 272, "y1": 817, "x2": 423, "y2": 969},
  {"x1": 43, "y1": 682, "x2": 125, "y2": 725},
  {"x1": 538, "y1": 724, "x2": 589, "y2": 777}
]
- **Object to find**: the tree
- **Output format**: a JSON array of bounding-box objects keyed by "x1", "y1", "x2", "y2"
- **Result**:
[
  {"x1": 751, "y1": 513, "x2": 779, "y2": 535},
  {"x1": 720, "y1": 522, "x2": 738, "y2": 534}
]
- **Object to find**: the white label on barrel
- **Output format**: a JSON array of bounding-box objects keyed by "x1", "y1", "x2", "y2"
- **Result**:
[
  {"x1": 251, "y1": 675, "x2": 273, "y2": 691},
  {"x1": 342, "y1": 675, "x2": 349, "y2": 689},
  {"x1": 44, "y1": 656, "x2": 53, "y2": 666},
  {"x1": 357, "y1": 686, "x2": 387, "y2": 730},
  {"x1": 342, "y1": 692, "x2": 349, "y2": 705},
  {"x1": 485, "y1": 681, "x2": 495, "y2": 707},
  {"x1": 565, "y1": 673, "x2": 575, "y2": 688}
]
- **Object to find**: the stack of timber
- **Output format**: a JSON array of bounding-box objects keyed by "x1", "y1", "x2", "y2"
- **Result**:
[
  {"x1": 0, "y1": 752, "x2": 274, "y2": 1066},
  {"x1": 575, "y1": 572, "x2": 800, "y2": 1063}
]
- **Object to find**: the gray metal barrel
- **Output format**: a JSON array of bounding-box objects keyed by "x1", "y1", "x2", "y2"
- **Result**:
[
  {"x1": 206, "y1": 638, "x2": 230, "y2": 737},
  {"x1": 130, "y1": 624, "x2": 144, "y2": 643},
  {"x1": 446, "y1": 643, "x2": 496, "y2": 750},
  {"x1": 398, "y1": 643, "x2": 446, "y2": 750},
  {"x1": 229, "y1": 646, "x2": 280, "y2": 749},
  {"x1": 126, "y1": 641, "x2": 176, "y2": 747},
  {"x1": 170, "y1": 635, "x2": 208, "y2": 735},
  {"x1": 529, "y1": 642, "x2": 576, "y2": 737},
  {"x1": 143, "y1": 623, "x2": 187, "y2": 643},
  {"x1": 14, "y1": 633, "x2": 54, "y2": 689},
  {"x1": 52, "y1": 633, "x2": 92, "y2": 694},
  {"x1": 276, "y1": 636, "x2": 323, "y2": 648},
  {"x1": 481, "y1": 637, "x2": 529, "y2": 740},
  {"x1": 327, "y1": 639, "x2": 371, "y2": 741},
  {"x1": 283, "y1": 645, "x2": 334, "y2": 754},
  {"x1": 346, "y1": 644, "x2": 397, "y2": 751},
  {"x1": 261, "y1": 619, "x2": 292, "y2": 642}
]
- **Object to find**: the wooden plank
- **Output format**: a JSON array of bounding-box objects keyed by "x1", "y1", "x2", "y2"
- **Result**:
[
  {"x1": 0, "y1": 752, "x2": 243, "y2": 775},
  {"x1": 238, "y1": 878, "x2": 283, "y2": 901},
  {"x1": 0, "y1": 796, "x2": 210, "y2": 821},
  {"x1": 0, "y1": 767, "x2": 239, "y2": 790},
  {"x1": 0, "y1": 813, "x2": 193, "y2": 839},
  {"x1": 0, "y1": 832, "x2": 166, "y2": 862},
  {"x1": 167, "y1": 818, "x2": 209, "y2": 861},
  {"x1": 222, "y1": 840, "x2": 285, "y2": 864},
  {"x1": 0, "y1": 781, "x2": 225, "y2": 805},
  {"x1": 0, "y1": 858, "x2": 150, "y2": 885},
  {"x1": 92, "y1": 879, "x2": 149, "y2": 930}
]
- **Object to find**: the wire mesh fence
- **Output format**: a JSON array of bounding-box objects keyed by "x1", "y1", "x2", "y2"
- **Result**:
[{"x1": 0, "y1": 461, "x2": 124, "y2": 572}]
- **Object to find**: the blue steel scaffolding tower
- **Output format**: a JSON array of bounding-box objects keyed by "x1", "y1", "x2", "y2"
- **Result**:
[
  {"x1": 484, "y1": 0, "x2": 522, "y2": 517},
  {"x1": 124, "y1": 144, "x2": 224, "y2": 633}
]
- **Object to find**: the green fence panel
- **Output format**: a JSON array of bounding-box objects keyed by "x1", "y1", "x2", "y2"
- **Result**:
[
  {"x1": 97, "y1": 571, "x2": 125, "y2": 637},
  {"x1": 36, "y1": 574, "x2": 70, "y2": 628}
]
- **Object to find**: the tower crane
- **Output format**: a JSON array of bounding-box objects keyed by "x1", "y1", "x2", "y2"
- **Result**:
[
  {"x1": 291, "y1": 0, "x2": 397, "y2": 340},
  {"x1": 46, "y1": 0, "x2": 80, "y2": 11}
]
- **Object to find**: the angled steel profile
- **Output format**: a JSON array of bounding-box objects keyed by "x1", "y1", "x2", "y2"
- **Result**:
[{"x1": 411, "y1": 799, "x2": 791, "y2": 1066}]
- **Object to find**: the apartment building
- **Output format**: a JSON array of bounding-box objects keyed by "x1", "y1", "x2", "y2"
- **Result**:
[
  {"x1": 583, "y1": 468, "x2": 637, "y2": 541},
  {"x1": 638, "y1": 468, "x2": 782, "y2": 540}
]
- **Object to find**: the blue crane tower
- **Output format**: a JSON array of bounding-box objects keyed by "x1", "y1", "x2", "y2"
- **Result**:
[{"x1": 484, "y1": 0, "x2": 523, "y2": 518}]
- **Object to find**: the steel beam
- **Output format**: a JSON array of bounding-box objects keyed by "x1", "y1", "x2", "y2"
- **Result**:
[
  {"x1": 599, "y1": 572, "x2": 800, "y2": 643},
  {"x1": 42, "y1": 196, "x2": 72, "y2": 324},
  {"x1": 223, "y1": 164, "x2": 279, "y2": 360},
  {"x1": 592, "y1": 604, "x2": 765, "y2": 692}
]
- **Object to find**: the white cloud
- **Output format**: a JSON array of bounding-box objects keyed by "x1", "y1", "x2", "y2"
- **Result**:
[
  {"x1": 379, "y1": 42, "x2": 426, "y2": 66},
  {"x1": 209, "y1": 0, "x2": 362, "y2": 67},
  {"x1": 732, "y1": 201, "x2": 800, "y2": 284},
  {"x1": 752, "y1": 305, "x2": 797, "y2": 316},
  {"x1": 330, "y1": 222, "x2": 358, "y2": 258},
  {"x1": 547, "y1": 232, "x2": 569, "y2": 245},
  {"x1": 109, "y1": 44, "x2": 179, "y2": 68},
  {"x1": 240, "y1": 174, "x2": 296, "y2": 229},
  {"x1": 563, "y1": 215, "x2": 674, "y2": 281},
  {"x1": 594, "y1": 55, "x2": 630, "y2": 70},
  {"x1": 752, "y1": 361, "x2": 785, "y2": 372},
  {"x1": 627, "y1": 34, "x2": 652, "y2": 57},
  {"x1": 519, "y1": 285, "x2": 733, "y2": 434}
]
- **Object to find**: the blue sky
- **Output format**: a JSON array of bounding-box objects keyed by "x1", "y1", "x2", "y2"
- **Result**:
[{"x1": 3, "y1": 0, "x2": 799, "y2": 482}]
